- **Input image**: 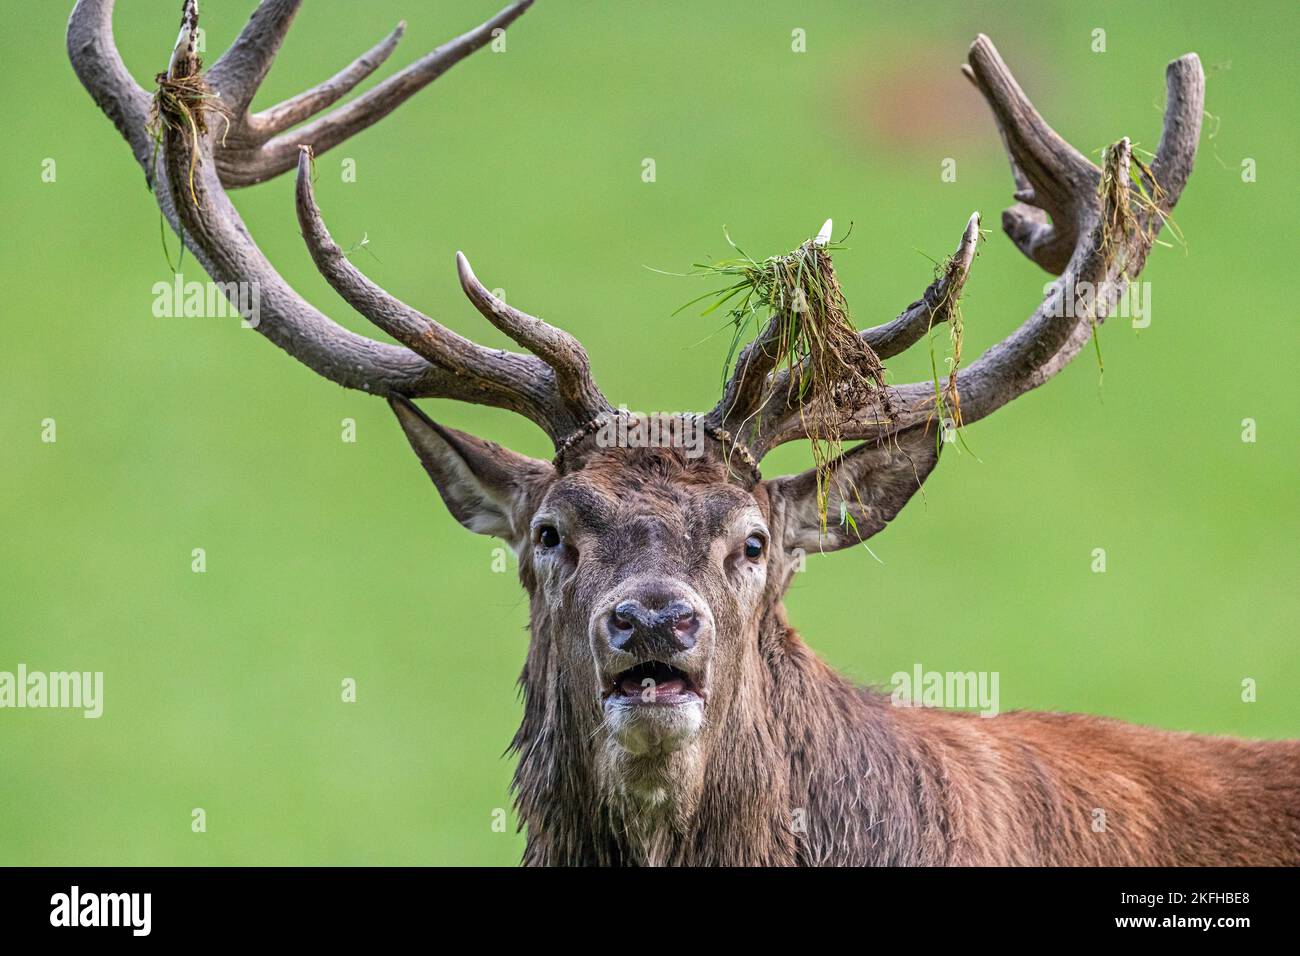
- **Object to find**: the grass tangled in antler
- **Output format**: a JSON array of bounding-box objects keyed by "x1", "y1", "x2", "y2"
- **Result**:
[
  {"x1": 146, "y1": 70, "x2": 225, "y2": 204},
  {"x1": 1098, "y1": 143, "x2": 1181, "y2": 259},
  {"x1": 144, "y1": 28, "x2": 231, "y2": 265},
  {"x1": 1091, "y1": 141, "x2": 1184, "y2": 382},
  {"x1": 917, "y1": 245, "x2": 976, "y2": 457},
  {"x1": 145, "y1": 55, "x2": 228, "y2": 269},
  {"x1": 677, "y1": 228, "x2": 890, "y2": 530}
]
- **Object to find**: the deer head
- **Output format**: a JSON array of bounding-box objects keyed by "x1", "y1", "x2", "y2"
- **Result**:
[{"x1": 70, "y1": 0, "x2": 1202, "y2": 862}]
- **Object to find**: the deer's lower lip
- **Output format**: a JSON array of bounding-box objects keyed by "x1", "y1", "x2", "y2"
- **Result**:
[{"x1": 605, "y1": 661, "x2": 703, "y2": 706}]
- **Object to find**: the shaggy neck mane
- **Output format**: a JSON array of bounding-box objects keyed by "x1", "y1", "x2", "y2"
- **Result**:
[{"x1": 509, "y1": 599, "x2": 942, "y2": 866}]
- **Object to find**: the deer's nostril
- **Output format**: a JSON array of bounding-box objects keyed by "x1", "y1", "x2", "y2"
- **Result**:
[
  {"x1": 613, "y1": 601, "x2": 638, "y2": 630},
  {"x1": 608, "y1": 602, "x2": 640, "y2": 649},
  {"x1": 669, "y1": 610, "x2": 699, "y2": 650},
  {"x1": 606, "y1": 598, "x2": 701, "y2": 652}
]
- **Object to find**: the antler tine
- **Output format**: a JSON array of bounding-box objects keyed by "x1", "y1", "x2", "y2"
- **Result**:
[
  {"x1": 71, "y1": 0, "x2": 441, "y2": 394},
  {"x1": 745, "y1": 39, "x2": 1202, "y2": 456},
  {"x1": 1147, "y1": 54, "x2": 1205, "y2": 236},
  {"x1": 963, "y1": 34, "x2": 1099, "y2": 275},
  {"x1": 293, "y1": 149, "x2": 582, "y2": 437},
  {"x1": 212, "y1": 0, "x2": 535, "y2": 188},
  {"x1": 248, "y1": 22, "x2": 407, "y2": 139},
  {"x1": 154, "y1": 125, "x2": 449, "y2": 398},
  {"x1": 205, "y1": 0, "x2": 301, "y2": 114},
  {"x1": 951, "y1": 54, "x2": 1205, "y2": 409},
  {"x1": 456, "y1": 254, "x2": 611, "y2": 417},
  {"x1": 707, "y1": 300, "x2": 792, "y2": 440},
  {"x1": 69, "y1": 0, "x2": 599, "y2": 443},
  {"x1": 67, "y1": 0, "x2": 152, "y2": 168},
  {"x1": 861, "y1": 211, "x2": 981, "y2": 360},
  {"x1": 913, "y1": 46, "x2": 1204, "y2": 431},
  {"x1": 710, "y1": 212, "x2": 980, "y2": 452}
]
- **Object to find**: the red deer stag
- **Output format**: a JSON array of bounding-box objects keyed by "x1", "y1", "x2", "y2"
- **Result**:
[{"x1": 70, "y1": 0, "x2": 1298, "y2": 866}]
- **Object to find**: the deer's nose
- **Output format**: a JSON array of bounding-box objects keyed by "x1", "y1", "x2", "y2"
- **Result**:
[{"x1": 608, "y1": 599, "x2": 699, "y2": 654}]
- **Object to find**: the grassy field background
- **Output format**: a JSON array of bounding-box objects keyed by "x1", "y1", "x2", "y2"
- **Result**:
[{"x1": 1, "y1": 0, "x2": 1296, "y2": 864}]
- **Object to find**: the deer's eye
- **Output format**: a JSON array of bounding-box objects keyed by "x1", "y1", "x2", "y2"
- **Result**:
[
  {"x1": 743, "y1": 535, "x2": 766, "y2": 560},
  {"x1": 536, "y1": 525, "x2": 561, "y2": 549}
]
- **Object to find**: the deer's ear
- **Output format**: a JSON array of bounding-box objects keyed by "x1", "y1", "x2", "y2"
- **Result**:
[
  {"x1": 769, "y1": 424, "x2": 941, "y2": 555},
  {"x1": 388, "y1": 396, "x2": 554, "y2": 545}
]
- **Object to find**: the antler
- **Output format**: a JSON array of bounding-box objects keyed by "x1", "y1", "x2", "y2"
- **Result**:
[
  {"x1": 67, "y1": 0, "x2": 610, "y2": 444},
  {"x1": 70, "y1": 4, "x2": 1201, "y2": 465},
  {"x1": 710, "y1": 35, "x2": 1204, "y2": 459}
]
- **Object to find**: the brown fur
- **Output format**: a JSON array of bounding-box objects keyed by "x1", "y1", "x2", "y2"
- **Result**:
[
  {"x1": 386, "y1": 404, "x2": 1300, "y2": 867},
  {"x1": 67, "y1": 0, "x2": 1240, "y2": 865},
  {"x1": 513, "y1": 609, "x2": 1300, "y2": 865},
  {"x1": 503, "y1": 448, "x2": 1300, "y2": 866}
]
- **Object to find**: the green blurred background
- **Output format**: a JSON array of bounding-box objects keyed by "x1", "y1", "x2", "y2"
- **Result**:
[{"x1": 1, "y1": 1, "x2": 1296, "y2": 865}]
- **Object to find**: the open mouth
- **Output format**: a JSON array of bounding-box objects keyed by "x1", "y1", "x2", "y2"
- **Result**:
[{"x1": 606, "y1": 661, "x2": 703, "y2": 706}]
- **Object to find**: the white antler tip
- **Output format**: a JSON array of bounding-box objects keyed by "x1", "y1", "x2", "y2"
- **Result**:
[{"x1": 814, "y1": 218, "x2": 833, "y2": 247}]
